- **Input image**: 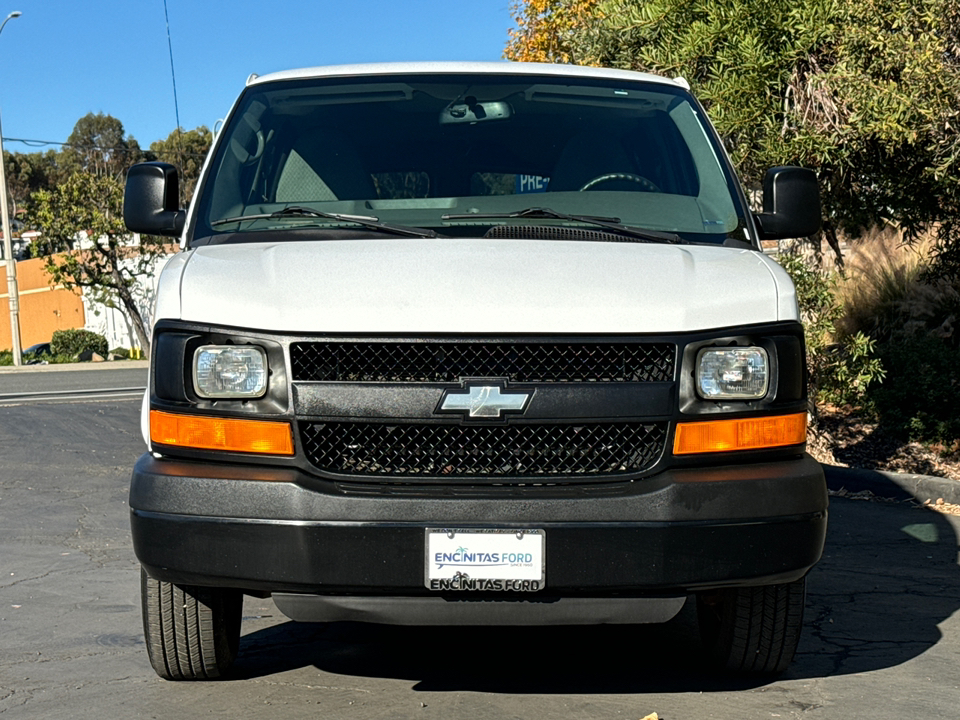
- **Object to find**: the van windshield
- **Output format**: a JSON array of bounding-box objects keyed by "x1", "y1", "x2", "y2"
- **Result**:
[{"x1": 194, "y1": 73, "x2": 749, "y2": 245}]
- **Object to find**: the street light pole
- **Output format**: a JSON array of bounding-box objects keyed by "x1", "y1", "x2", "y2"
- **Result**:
[{"x1": 0, "y1": 10, "x2": 23, "y2": 365}]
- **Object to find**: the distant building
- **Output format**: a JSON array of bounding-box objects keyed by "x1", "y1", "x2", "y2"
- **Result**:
[
  {"x1": 0, "y1": 219, "x2": 28, "y2": 260},
  {"x1": 1, "y1": 234, "x2": 177, "y2": 352}
]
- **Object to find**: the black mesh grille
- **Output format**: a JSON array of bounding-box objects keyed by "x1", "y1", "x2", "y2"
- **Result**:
[
  {"x1": 291, "y1": 341, "x2": 675, "y2": 383},
  {"x1": 299, "y1": 421, "x2": 667, "y2": 479}
]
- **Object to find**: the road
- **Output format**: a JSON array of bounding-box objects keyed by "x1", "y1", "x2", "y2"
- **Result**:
[
  {"x1": 0, "y1": 362, "x2": 148, "y2": 404},
  {"x1": 0, "y1": 368, "x2": 958, "y2": 718}
]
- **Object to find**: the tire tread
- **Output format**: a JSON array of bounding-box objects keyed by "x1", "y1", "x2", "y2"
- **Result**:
[
  {"x1": 698, "y1": 577, "x2": 806, "y2": 675},
  {"x1": 140, "y1": 567, "x2": 242, "y2": 680}
]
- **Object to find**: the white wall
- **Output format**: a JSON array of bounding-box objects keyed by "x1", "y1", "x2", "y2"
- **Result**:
[{"x1": 82, "y1": 249, "x2": 176, "y2": 351}]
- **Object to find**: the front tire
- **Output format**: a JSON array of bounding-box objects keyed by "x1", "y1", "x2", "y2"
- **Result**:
[
  {"x1": 697, "y1": 577, "x2": 806, "y2": 674},
  {"x1": 140, "y1": 567, "x2": 243, "y2": 680}
]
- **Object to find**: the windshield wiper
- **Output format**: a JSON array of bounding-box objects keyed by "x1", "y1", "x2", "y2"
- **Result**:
[
  {"x1": 212, "y1": 206, "x2": 439, "y2": 238},
  {"x1": 441, "y1": 206, "x2": 685, "y2": 244}
]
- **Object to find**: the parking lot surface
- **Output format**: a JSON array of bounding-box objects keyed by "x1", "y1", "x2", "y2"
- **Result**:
[{"x1": 1, "y1": 391, "x2": 958, "y2": 719}]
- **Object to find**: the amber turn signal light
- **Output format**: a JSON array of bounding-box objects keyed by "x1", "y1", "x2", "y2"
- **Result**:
[
  {"x1": 673, "y1": 413, "x2": 807, "y2": 455},
  {"x1": 150, "y1": 410, "x2": 295, "y2": 455}
]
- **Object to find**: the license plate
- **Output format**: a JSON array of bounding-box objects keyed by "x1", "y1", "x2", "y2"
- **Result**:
[{"x1": 424, "y1": 528, "x2": 545, "y2": 592}]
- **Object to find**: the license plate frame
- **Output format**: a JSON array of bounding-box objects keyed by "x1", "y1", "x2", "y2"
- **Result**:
[{"x1": 424, "y1": 528, "x2": 545, "y2": 592}]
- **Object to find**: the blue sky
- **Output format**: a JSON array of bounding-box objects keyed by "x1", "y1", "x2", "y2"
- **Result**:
[{"x1": 0, "y1": 0, "x2": 515, "y2": 151}]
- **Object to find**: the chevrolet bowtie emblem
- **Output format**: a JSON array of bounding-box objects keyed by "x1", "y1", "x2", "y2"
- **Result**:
[{"x1": 439, "y1": 385, "x2": 531, "y2": 418}]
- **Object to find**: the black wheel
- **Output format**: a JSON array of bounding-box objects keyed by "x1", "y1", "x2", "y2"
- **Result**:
[
  {"x1": 697, "y1": 577, "x2": 806, "y2": 674},
  {"x1": 140, "y1": 566, "x2": 243, "y2": 680}
]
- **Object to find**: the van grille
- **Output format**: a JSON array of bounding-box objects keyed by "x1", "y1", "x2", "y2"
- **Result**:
[
  {"x1": 299, "y1": 421, "x2": 667, "y2": 479},
  {"x1": 290, "y1": 341, "x2": 675, "y2": 383}
]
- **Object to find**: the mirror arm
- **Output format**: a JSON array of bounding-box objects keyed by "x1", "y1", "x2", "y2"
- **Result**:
[
  {"x1": 166, "y1": 210, "x2": 187, "y2": 237},
  {"x1": 754, "y1": 213, "x2": 784, "y2": 240}
]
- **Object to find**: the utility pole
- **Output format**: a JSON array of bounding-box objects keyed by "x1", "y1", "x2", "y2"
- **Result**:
[
  {"x1": 0, "y1": 111, "x2": 23, "y2": 365},
  {"x1": 0, "y1": 10, "x2": 22, "y2": 365}
]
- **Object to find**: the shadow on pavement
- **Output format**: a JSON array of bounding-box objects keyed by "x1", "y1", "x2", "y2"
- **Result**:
[
  {"x1": 796, "y1": 471, "x2": 960, "y2": 678},
  {"x1": 230, "y1": 470, "x2": 959, "y2": 692},
  {"x1": 232, "y1": 607, "x2": 773, "y2": 693}
]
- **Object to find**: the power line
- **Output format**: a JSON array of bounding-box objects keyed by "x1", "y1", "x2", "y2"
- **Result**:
[
  {"x1": 2, "y1": 137, "x2": 209, "y2": 158},
  {"x1": 162, "y1": 0, "x2": 186, "y2": 202},
  {"x1": 4, "y1": 137, "x2": 55, "y2": 148}
]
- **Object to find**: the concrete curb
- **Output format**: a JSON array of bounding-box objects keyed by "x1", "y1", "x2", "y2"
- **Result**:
[
  {"x1": 823, "y1": 464, "x2": 960, "y2": 506},
  {"x1": 0, "y1": 360, "x2": 149, "y2": 374}
]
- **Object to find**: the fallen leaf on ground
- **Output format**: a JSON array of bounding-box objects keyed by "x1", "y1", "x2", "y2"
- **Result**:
[
  {"x1": 924, "y1": 497, "x2": 960, "y2": 516},
  {"x1": 828, "y1": 487, "x2": 901, "y2": 503}
]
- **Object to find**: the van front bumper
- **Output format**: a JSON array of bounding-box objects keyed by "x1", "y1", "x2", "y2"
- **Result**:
[{"x1": 130, "y1": 452, "x2": 827, "y2": 596}]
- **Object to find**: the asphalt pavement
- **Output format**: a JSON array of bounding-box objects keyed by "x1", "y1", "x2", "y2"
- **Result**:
[
  {"x1": 0, "y1": 392, "x2": 958, "y2": 719},
  {"x1": 0, "y1": 361, "x2": 148, "y2": 404}
]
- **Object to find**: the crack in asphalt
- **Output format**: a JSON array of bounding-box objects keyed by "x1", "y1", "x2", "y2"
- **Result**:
[
  {"x1": 804, "y1": 580, "x2": 946, "y2": 677},
  {"x1": 809, "y1": 679, "x2": 830, "y2": 716},
  {"x1": 249, "y1": 679, "x2": 373, "y2": 693},
  {"x1": 788, "y1": 698, "x2": 824, "y2": 713},
  {"x1": 0, "y1": 567, "x2": 60, "y2": 590},
  {"x1": 806, "y1": 598, "x2": 869, "y2": 676},
  {"x1": 0, "y1": 648, "x2": 137, "y2": 675},
  {"x1": 0, "y1": 686, "x2": 36, "y2": 715},
  {"x1": 66, "y1": 503, "x2": 122, "y2": 568}
]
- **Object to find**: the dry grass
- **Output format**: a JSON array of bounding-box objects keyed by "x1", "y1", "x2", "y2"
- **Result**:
[
  {"x1": 834, "y1": 225, "x2": 937, "y2": 341},
  {"x1": 790, "y1": 225, "x2": 960, "y2": 481}
]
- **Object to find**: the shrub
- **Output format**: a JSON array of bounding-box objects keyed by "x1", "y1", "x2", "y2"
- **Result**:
[
  {"x1": 48, "y1": 353, "x2": 82, "y2": 364},
  {"x1": 778, "y1": 228, "x2": 960, "y2": 446},
  {"x1": 776, "y1": 252, "x2": 885, "y2": 414},
  {"x1": 0, "y1": 349, "x2": 11, "y2": 366},
  {"x1": 869, "y1": 334, "x2": 960, "y2": 445},
  {"x1": 860, "y1": 271, "x2": 960, "y2": 445},
  {"x1": 109, "y1": 347, "x2": 131, "y2": 360},
  {"x1": 820, "y1": 224, "x2": 960, "y2": 445},
  {"x1": 50, "y1": 329, "x2": 108, "y2": 359}
]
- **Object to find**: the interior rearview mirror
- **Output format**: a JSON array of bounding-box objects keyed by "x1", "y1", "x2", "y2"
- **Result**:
[{"x1": 440, "y1": 98, "x2": 512, "y2": 125}]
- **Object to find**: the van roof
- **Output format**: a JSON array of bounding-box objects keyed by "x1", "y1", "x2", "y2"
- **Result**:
[{"x1": 248, "y1": 61, "x2": 689, "y2": 90}]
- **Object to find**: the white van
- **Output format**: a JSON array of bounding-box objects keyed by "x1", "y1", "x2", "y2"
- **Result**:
[{"x1": 123, "y1": 62, "x2": 827, "y2": 680}]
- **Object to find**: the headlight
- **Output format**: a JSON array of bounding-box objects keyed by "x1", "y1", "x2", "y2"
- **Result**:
[
  {"x1": 696, "y1": 347, "x2": 769, "y2": 400},
  {"x1": 193, "y1": 345, "x2": 267, "y2": 399}
]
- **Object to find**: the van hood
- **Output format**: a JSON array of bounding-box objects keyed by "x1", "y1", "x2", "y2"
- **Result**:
[{"x1": 162, "y1": 238, "x2": 797, "y2": 334}]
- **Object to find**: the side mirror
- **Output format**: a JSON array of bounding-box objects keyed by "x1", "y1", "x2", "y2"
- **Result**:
[
  {"x1": 754, "y1": 167, "x2": 821, "y2": 240},
  {"x1": 123, "y1": 162, "x2": 186, "y2": 237}
]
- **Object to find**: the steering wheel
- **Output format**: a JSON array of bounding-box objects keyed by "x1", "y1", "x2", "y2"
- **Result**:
[{"x1": 579, "y1": 173, "x2": 661, "y2": 192}]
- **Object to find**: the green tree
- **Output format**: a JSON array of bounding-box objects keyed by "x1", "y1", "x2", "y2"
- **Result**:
[
  {"x1": 3, "y1": 149, "x2": 62, "y2": 215},
  {"x1": 509, "y1": 0, "x2": 960, "y2": 267},
  {"x1": 23, "y1": 114, "x2": 168, "y2": 356},
  {"x1": 28, "y1": 172, "x2": 167, "y2": 357},
  {"x1": 61, "y1": 112, "x2": 145, "y2": 180},
  {"x1": 149, "y1": 126, "x2": 213, "y2": 205}
]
